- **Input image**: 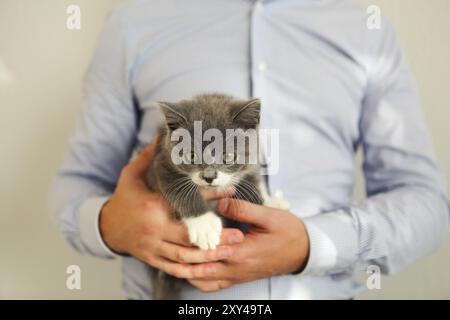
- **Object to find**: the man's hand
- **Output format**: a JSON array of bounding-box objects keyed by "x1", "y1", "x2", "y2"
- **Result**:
[
  {"x1": 186, "y1": 199, "x2": 310, "y2": 292},
  {"x1": 99, "y1": 136, "x2": 244, "y2": 277}
]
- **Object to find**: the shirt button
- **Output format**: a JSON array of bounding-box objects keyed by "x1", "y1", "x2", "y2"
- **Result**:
[
  {"x1": 258, "y1": 62, "x2": 267, "y2": 72},
  {"x1": 254, "y1": 1, "x2": 263, "y2": 12}
]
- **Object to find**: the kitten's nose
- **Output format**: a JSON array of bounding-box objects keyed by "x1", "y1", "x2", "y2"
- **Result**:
[
  {"x1": 203, "y1": 177, "x2": 214, "y2": 184},
  {"x1": 201, "y1": 169, "x2": 217, "y2": 184}
]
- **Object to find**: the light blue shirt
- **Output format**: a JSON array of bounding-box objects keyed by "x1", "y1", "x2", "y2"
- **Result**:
[{"x1": 49, "y1": 0, "x2": 450, "y2": 299}]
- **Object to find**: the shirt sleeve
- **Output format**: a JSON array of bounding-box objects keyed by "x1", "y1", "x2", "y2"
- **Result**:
[
  {"x1": 301, "y1": 23, "x2": 450, "y2": 276},
  {"x1": 48, "y1": 7, "x2": 137, "y2": 259}
]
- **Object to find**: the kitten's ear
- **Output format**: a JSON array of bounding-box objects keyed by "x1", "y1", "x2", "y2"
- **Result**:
[
  {"x1": 231, "y1": 98, "x2": 261, "y2": 129},
  {"x1": 158, "y1": 101, "x2": 187, "y2": 131}
]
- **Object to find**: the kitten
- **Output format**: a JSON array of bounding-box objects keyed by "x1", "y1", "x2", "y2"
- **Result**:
[{"x1": 145, "y1": 93, "x2": 288, "y2": 299}]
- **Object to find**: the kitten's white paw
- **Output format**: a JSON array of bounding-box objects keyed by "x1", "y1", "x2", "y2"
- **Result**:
[
  {"x1": 263, "y1": 190, "x2": 291, "y2": 210},
  {"x1": 183, "y1": 212, "x2": 222, "y2": 250}
]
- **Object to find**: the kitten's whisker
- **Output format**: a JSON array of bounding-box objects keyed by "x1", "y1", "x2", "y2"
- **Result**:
[
  {"x1": 237, "y1": 183, "x2": 259, "y2": 202},
  {"x1": 177, "y1": 181, "x2": 195, "y2": 205},
  {"x1": 229, "y1": 177, "x2": 248, "y2": 212},
  {"x1": 237, "y1": 179, "x2": 261, "y2": 204},
  {"x1": 164, "y1": 178, "x2": 192, "y2": 201},
  {"x1": 166, "y1": 178, "x2": 193, "y2": 208},
  {"x1": 186, "y1": 183, "x2": 198, "y2": 213},
  {"x1": 233, "y1": 193, "x2": 247, "y2": 216},
  {"x1": 164, "y1": 176, "x2": 191, "y2": 194}
]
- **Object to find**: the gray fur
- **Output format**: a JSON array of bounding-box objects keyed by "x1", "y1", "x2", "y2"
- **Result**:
[{"x1": 145, "y1": 93, "x2": 264, "y2": 299}]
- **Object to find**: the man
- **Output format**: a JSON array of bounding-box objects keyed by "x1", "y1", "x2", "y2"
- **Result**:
[{"x1": 49, "y1": 0, "x2": 450, "y2": 299}]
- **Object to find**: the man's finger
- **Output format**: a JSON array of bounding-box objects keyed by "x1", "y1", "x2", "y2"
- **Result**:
[
  {"x1": 219, "y1": 228, "x2": 244, "y2": 245},
  {"x1": 217, "y1": 198, "x2": 269, "y2": 227},
  {"x1": 157, "y1": 241, "x2": 233, "y2": 264},
  {"x1": 164, "y1": 223, "x2": 244, "y2": 246},
  {"x1": 183, "y1": 261, "x2": 236, "y2": 281},
  {"x1": 126, "y1": 134, "x2": 160, "y2": 178},
  {"x1": 150, "y1": 256, "x2": 219, "y2": 280},
  {"x1": 187, "y1": 279, "x2": 232, "y2": 292},
  {"x1": 200, "y1": 186, "x2": 235, "y2": 200}
]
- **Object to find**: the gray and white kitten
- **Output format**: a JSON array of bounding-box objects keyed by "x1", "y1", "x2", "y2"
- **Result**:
[{"x1": 145, "y1": 93, "x2": 288, "y2": 299}]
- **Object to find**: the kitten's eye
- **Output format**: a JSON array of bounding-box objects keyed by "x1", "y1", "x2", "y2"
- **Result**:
[
  {"x1": 184, "y1": 152, "x2": 198, "y2": 164},
  {"x1": 223, "y1": 152, "x2": 236, "y2": 164}
]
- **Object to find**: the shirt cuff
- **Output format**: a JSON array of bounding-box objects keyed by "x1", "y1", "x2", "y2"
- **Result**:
[
  {"x1": 77, "y1": 195, "x2": 121, "y2": 259},
  {"x1": 300, "y1": 208, "x2": 359, "y2": 276}
]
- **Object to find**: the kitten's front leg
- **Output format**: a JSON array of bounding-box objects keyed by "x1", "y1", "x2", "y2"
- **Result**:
[
  {"x1": 169, "y1": 190, "x2": 222, "y2": 251},
  {"x1": 183, "y1": 210, "x2": 222, "y2": 250}
]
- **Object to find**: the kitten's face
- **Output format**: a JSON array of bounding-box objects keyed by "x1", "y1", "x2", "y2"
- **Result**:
[{"x1": 160, "y1": 94, "x2": 260, "y2": 188}]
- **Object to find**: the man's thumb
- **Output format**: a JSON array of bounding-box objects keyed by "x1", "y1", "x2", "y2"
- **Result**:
[{"x1": 217, "y1": 198, "x2": 267, "y2": 226}]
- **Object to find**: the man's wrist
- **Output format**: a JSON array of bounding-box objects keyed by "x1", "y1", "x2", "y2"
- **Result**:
[
  {"x1": 98, "y1": 199, "x2": 129, "y2": 256},
  {"x1": 290, "y1": 219, "x2": 310, "y2": 275}
]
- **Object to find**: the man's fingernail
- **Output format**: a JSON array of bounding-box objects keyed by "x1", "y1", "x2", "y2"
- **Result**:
[
  {"x1": 228, "y1": 234, "x2": 241, "y2": 244},
  {"x1": 217, "y1": 198, "x2": 228, "y2": 213}
]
